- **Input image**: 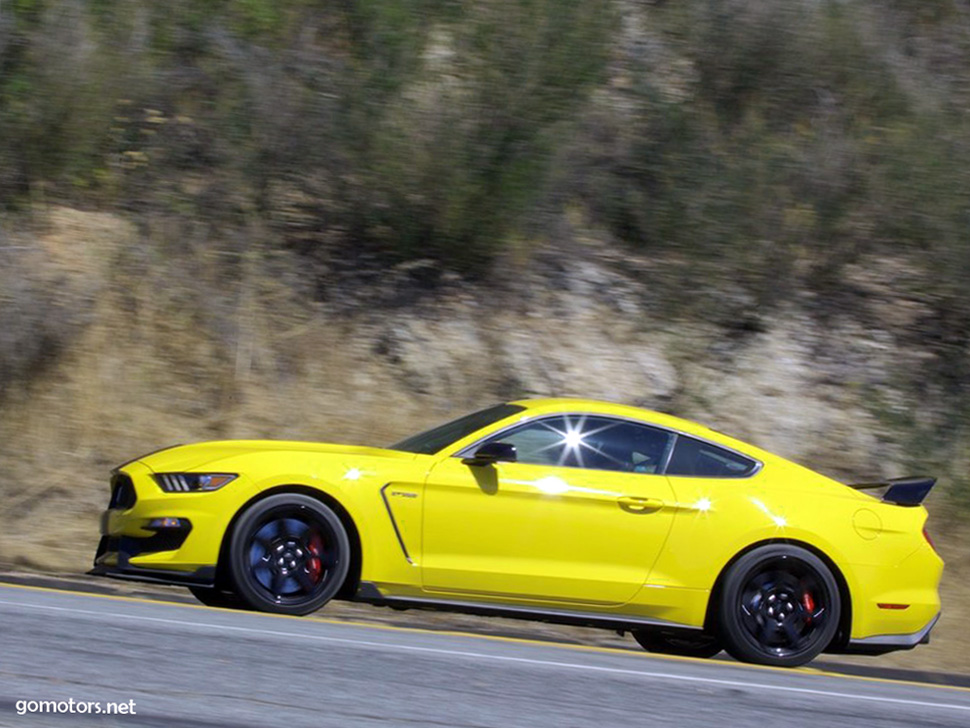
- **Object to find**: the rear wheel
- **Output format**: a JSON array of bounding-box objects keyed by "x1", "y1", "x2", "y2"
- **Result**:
[
  {"x1": 717, "y1": 545, "x2": 840, "y2": 667},
  {"x1": 228, "y1": 494, "x2": 351, "y2": 616},
  {"x1": 632, "y1": 629, "x2": 722, "y2": 659}
]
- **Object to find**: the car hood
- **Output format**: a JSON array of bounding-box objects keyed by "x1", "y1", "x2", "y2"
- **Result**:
[{"x1": 130, "y1": 440, "x2": 416, "y2": 473}]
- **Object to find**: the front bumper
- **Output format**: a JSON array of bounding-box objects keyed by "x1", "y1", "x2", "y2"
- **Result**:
[
  {"x1": 91, "y1": 523, "x2": 214, "y2": 586},
  {"x1": 91, "y1": 460, "x2": 244, "y2": 586},
  {"x1": 89, "y1": 563, "x2": 217, "y2": 586}
]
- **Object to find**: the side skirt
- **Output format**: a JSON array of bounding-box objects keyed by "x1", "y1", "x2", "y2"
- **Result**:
[{"x1": 352, "y1": 581, "x2": 702, "y2": 633}]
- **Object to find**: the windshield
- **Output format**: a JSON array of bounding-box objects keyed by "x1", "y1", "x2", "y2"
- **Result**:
[{"x1": 389, "y1": 403, "x2": 525, "y2": 455}]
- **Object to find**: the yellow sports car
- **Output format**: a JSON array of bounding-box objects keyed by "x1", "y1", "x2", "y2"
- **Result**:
[{"x1": 92, "y1": 398, "x2": 942, "y2": 667}]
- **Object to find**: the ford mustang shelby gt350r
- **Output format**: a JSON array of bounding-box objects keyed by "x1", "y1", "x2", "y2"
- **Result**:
[{"x1": 92, "y1": 398, "x2": 942, "y2": 667}]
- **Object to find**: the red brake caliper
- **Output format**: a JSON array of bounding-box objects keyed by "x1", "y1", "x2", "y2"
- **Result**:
[
  {"x1": 307, "y1": 534, "x2": 323, "y2": 582},
  {"x1": 802, "y1": 592, "x2": 816, "y2": 623}
]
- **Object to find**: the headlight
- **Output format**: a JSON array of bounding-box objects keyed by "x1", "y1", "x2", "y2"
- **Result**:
[{"x1": 153, "y1": 473, "x2": 237, "y2": 493}]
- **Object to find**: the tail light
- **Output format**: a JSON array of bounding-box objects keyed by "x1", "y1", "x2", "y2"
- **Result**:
[{"x1": 923, "y1": 526, "x2": 938, "y2": 555}]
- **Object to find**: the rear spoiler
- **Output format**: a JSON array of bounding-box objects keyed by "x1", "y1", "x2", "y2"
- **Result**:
[{"x1": 848, "y1": 477, "x2": 936, "y2": 507}]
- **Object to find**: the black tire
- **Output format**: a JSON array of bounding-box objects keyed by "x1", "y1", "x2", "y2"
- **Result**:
[
  {"x1": 632, "y1": 629, "x2": 722, "y2": 659},
  {"x1": 717, "y1": 545, "x2": 841, "y2": 667},
  {"x1": 228, "y1": 494, "x2": 351, "y2": 616},
  {"x1": 188, "y1": 586, "x2": 244, "y2": 609}
]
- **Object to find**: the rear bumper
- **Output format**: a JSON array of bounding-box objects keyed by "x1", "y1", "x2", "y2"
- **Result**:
[
  {"x1": 842, "y1": 612, "x2": 940, "y2": 655},
  {"x1": 843, "y1": 534, "x2": 943, "y2": 652}
]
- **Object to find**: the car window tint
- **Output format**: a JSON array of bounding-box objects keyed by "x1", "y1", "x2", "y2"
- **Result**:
[
  {"x1": 486, "y1": 415, "x2": 674, "y2": 473},
  {"x1": 665, "y1": 436, "x2": 757, "y2": 477}
]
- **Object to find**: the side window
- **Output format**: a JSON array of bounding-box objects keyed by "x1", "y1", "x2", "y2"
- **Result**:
[
  {"x1": 483, "y1": 415, "x2": 674, "y2": 473},
  {"x1": 484, "y1": 416, "x2": 572, "y2": 467},
  {"x1": 665, "y1": 436, "x2": 757, "y2": 477}
]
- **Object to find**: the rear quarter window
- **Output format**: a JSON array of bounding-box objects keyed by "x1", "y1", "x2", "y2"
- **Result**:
[{"x1": 665, "y1": 436, "x2": 758, "y2": 478}]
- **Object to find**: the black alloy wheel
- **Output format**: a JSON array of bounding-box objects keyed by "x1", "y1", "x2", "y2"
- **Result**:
[
  {"x1": 718, "y1": 545, "x2": 841, "y2": 667},
  {"x1": 228, "y1": 494, "x2": 351, "y2": 615},
  {"x1": 632, "y1": 628, "x2": 723, "y2": 659}
]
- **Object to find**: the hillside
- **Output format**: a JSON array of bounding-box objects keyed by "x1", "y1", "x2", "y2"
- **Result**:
[{"x1": 2, "y1": 1, "x2": 970, "y2": 670}]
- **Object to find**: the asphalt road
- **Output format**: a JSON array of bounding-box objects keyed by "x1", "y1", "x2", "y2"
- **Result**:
[{"x1": 1, "y1": 585, "x2": 969, "y2": 728}]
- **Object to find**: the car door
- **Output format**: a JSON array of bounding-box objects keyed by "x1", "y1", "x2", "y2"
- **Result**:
[
  {"x1": 643, "y1": 433, "x2": 765, "y2": 589},
  {"x1": 421, "y1": 414, "x2": 678, "y2": 606}
]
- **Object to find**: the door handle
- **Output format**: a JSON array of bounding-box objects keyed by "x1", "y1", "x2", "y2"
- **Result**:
[{"x1": 617, "y1": 496, "x2": 664, "y2": 513}]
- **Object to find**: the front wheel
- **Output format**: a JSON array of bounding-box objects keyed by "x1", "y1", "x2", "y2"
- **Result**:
[
  {"x1": 633, "y1": 629, "x2": 722, "y2": 659},
  {"x1": 228, "y1": 494, "x2": 351, "y2": 616},
  {"x1": 717, "y1": 545, "x2": 841, "y2": 667}
]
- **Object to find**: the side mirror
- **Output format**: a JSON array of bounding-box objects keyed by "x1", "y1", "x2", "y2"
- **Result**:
[{"x1": 461, "y1": 441, "x2": 517, "y2": 467}]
